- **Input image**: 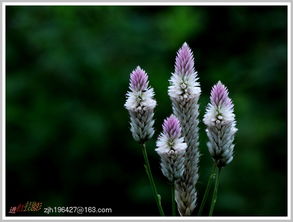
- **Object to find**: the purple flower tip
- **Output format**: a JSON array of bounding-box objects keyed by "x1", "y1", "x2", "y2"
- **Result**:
[
  {"x1": 175, "y1": 42, "x2": 195, "y2": 76},
  {"x1": 211, "y1": 81, "x2": 232, "y2": 107},
  {"x1": 130, "y1": 66, "x2": 148, "y2": 91},
  {"x1": 163, "y1": 114, "x2": 181, "y2": 139}
]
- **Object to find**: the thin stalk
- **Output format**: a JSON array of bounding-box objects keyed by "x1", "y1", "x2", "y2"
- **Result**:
[
  {"x1": 171, "y1": 182, "x2": 176, "y2": 216},
  {"x1": 198, "y1": 163, "x2": 217, "y2": 216},
  {"x1": 209, "y1": 167, "x2": 221, "y2": 216},
  {"x1": 141, "y1": 143, "x2": 165, "y2": 216}
]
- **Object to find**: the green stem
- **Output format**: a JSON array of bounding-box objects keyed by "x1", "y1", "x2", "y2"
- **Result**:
[
  {"x1": 141, "y1": 143, "x2": 165, "y2": 216},
  {"x1": 209, "y1": 167, "x2": 221, "y2": 216},
  {"x1": 171, "y1": 182, "x2": 176, "y2": 216},
  {"x1": 198, "y1": 164, "x2": 217, "y2": 216}
]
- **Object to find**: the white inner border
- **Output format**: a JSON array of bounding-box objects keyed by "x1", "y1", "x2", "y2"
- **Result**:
[{"x1": 1, "y1": 1, "x2": 291, "y2": 221}]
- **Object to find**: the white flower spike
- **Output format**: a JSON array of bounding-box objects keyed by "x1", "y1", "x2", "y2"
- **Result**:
[
  {"x1": 168, "y1": 42, "x2": 201, "y2": 216},
  {"x1": 124, "y1": 66, "x2": 156, "y2": 143},
  {"x1": 156, "y1": 115, "x2": 187, "y2": 182},
  {"x1": 203, "y1": 81, "x2": 238, "y2": 167}
]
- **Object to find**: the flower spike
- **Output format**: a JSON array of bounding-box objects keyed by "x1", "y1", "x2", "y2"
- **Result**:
[
  {"x1": 156, "y1": 115, "x2": 187, "y2": 182},
  {"x1": 203, "y1": 81, "x2": 238, "y2": 167},
  {"x1": 124, "y1": 66, "x2": 156, "y2": 143},
  {"x1": 168, "y1": 42, "x2": 201, "y2": 216}
]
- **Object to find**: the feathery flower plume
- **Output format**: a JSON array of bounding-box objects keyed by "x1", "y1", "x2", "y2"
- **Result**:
[
  {"x1": 168, "y1": 42, "x2": 201, "y2": 216},
  {"x1": 203, "y1": 81, "x2": 237, "y2": 167},
  {"x1": 156, "y1": 115, "x2": 187, "y2": 182},
  {"x1": 124, "y1": 66, "x2": 157, "y2": 143}
]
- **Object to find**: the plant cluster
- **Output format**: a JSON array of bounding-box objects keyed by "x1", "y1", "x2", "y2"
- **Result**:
[{"x1": 124, "y1": 42, "x2": 237, "y2": 216}]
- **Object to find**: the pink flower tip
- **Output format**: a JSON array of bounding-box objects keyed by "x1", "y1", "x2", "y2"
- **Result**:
[
  {"x1": 211, "y1": 81, "x2": 232, "y2": 107},
  {"x1": 163, "y1": 114, "x2": 181, "y2": 139},
  {"x1": 175, "y1": 42, "x2": 195, "y2": 76},
  {"x1": 130, "y1": 66, "x2": 149, "y2": 91}
]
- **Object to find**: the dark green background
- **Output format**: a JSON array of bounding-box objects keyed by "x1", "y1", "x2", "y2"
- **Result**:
[{"x1": 6, "y1": 6, "x2": 287, "y2": 216}]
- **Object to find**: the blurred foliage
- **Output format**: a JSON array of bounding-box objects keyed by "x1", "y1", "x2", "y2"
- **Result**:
[{"x1": 6, "y1": 6, "x2": 287, "y2": 216}]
